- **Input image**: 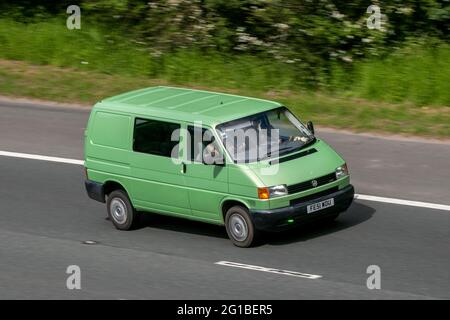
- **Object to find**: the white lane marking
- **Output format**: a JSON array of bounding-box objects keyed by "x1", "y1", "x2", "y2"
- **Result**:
[
  {"x1": 354, "y1": 194, "x2": 450, "y2": 212},
  {"x1": 215, "y1": 261, "x2": 322, "y2": 280},
  {"x1": 1, "y1": 150, "x2": 450, "y2": 212},
  {"x1": 0, "y1": 150, "x2": 84, "y2": 166}
]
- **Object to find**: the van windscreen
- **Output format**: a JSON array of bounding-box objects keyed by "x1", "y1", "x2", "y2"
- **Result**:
[{"x1": 216, "y1": 107, "x2": 314, "y2": 163}]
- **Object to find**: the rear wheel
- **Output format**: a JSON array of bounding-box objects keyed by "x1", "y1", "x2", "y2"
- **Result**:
[
  {"x1": 225, "y1": 206, "x2": 258, "y2": 248},
  {"x1": 107, "y1": 190, "x2": 139, "y2": 230}
]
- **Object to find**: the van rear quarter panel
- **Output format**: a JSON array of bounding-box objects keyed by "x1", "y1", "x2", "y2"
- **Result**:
[{"x1": 85, "y1": 109, "x2": 133, "y2": 194}]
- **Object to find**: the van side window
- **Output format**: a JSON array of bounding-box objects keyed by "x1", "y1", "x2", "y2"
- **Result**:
[
  {"x1": 188, "y1": 125, "x2": 223, "y2": 165},
  {"x1": 133, "y1": 118, "x2": 180, "y2": 158}
]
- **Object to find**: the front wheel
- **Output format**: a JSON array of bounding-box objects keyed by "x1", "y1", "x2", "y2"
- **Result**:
[
  {"x1": 225, "y1": 206, "x2": 258, "y2": 248},
  {"x1": 107, "y1": 190, "x2": 139, "y2": 230}
]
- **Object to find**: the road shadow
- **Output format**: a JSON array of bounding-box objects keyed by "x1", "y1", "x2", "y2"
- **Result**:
[
  {"x1": 137, "y1": 212, "x2": 229, "y2": 239},
  {"x1": 261, "y1": 201, "x2": 375, "y2": 246},
  {"x1": 134, "y1": 201, "x2": 375, "y2": 245}
]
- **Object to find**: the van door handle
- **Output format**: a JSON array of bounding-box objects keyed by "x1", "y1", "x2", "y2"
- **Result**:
[{"x1": 181, "y1": 162, "x2": 186, "y2": 174}]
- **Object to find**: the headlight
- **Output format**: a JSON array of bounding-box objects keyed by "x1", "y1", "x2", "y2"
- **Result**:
[
  {"x1": 335, "y1": 163, "x2": 349, "y2": 180},
  {"x1": 258, "y1": 185, "x2": 288, "y2": 199}
]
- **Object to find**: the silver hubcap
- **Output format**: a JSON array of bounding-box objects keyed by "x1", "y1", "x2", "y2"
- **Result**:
[
  {"x1": 110, "y1": 198, "x2": 127, "y2": 224},
  {"x1": 229, "y1": 214, "x2": 248, "y2": 242}
]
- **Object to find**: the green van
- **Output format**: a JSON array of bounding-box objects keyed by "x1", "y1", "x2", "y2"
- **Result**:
[{"x1": 84, "y1": 86, "x2": 354, "y2": 247}]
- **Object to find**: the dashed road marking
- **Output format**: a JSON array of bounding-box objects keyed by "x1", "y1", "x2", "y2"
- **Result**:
[{"x1": 215, "y1": 261, "x2": 322, "y2": 279}]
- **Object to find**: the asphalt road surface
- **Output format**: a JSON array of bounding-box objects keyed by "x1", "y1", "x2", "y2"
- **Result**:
[{"x1": 0, "y1": 98, "x2": 449, "y2": 299}]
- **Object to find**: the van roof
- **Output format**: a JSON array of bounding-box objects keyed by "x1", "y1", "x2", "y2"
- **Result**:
[{"x1": 96, "y1": 86, "x2": 282, "y2": 126}]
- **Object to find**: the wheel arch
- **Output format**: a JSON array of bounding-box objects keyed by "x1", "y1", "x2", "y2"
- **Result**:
[
  {"x1": 220, "y1": 198, "x2": 251, "y2": 223},
  {"x1": 103, "y1": 179, "x2": 131, "y2": 200}
]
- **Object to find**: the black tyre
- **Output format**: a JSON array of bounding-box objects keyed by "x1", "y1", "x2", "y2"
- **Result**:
[
  {"x1": 106, "y1": 190, "x2": 139, "y2": 230},
  {"x1": 225, "y1": 206, "x2": 258, "y2": 248}
]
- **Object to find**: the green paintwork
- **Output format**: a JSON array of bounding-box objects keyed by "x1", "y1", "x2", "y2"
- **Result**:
[
  {"x1": 100, "y1": 86, "x2": 280, "y2": 127},
  {"x1": 85, "y1": 86, "x2": 350, "y2": 225}
]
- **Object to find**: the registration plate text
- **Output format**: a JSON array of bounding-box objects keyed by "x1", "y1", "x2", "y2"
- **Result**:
[{"x1": 307, "y1": 198, "x2": 335, "y2": 214}]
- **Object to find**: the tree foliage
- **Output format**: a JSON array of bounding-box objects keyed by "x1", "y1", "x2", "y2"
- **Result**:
[{"x1": 1, "y1": 1, "x2": 448, "y2": 72}]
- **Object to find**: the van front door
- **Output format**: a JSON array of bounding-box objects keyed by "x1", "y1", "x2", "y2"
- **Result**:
[
  {"x1": 182, "y1": 125, "x2": 228, "y2": 222},
  {"x1": 130, "y1": 118, "x2": 191, "y2": 217}
]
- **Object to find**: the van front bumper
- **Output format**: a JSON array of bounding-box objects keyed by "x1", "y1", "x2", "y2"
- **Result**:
[{"x1": 249, "y1": 184, "x2": 354, "y2": 231}]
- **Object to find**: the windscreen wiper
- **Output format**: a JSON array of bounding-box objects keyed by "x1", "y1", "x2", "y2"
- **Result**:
[{"x1": 287, "y1": 137, "x2": 317, "y2": 154}]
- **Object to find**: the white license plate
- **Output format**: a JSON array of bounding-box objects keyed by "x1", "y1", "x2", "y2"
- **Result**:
[{"x1": 307, "y1": 198, "x2": 335, "y2": 214}]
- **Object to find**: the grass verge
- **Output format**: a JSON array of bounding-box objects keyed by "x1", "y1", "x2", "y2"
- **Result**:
[
  {"x1": 0, "y1": 59, "x2": 448, "y2": 138},
  {"x1": 0, "y1": 19, "x2": 449, "y2": 106}
]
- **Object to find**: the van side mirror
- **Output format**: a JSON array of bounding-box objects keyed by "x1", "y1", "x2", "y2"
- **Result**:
[{"x1": 307, "y1": 121, "x2": 315, "y2": 135}]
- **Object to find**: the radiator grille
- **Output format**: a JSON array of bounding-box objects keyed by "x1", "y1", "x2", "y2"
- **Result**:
[{"x1": 287, "y1": 172, "x2": 336, "y2": 194}]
